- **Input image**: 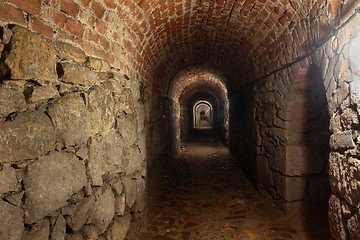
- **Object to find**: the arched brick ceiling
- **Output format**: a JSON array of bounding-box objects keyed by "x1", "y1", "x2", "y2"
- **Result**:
[
  {"x1": 180, "y1": 84, "x2": 223, "y2": 108},
  {"x1": 169, "y1": 67, "x2": 228, "y2": 102},
  {"x1": 3, "y1": 0, "x2": 346, "y2": 95},
  {"x1": 117, "y1": 0, "x2": 335, "y2": 93}
]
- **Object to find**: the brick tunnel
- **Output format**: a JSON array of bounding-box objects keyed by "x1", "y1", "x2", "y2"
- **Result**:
[{"x1": 0, "y1": 0, "x2": 360, "y2": 239}]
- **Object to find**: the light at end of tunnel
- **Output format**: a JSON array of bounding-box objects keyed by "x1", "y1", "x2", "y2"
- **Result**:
[{"x1": 349, "y1": 34, "x2": 360, "y2": 71}]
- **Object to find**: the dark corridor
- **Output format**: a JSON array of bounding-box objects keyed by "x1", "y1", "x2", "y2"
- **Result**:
[{"x1": 138, "y1": 133, "x2": 330, "y2": 239}]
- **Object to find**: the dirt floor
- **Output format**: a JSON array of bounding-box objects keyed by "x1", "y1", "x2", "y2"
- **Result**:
[{"x1": 137, "y1": 134, "x2": 330, "y2": 240}]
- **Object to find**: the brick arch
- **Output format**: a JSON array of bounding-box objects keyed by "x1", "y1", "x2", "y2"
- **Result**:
[
  {"x1": 169, "y1": 67, "x2": 228, "y2": 101},
  {"x1": 169, "y1": 67, "x2": 229, "y2": 153},
  {"x1": 118, "y1": 0, "x2": 334, "y2": 92},
  {"x1": 0, "y1": 0, "x2": 337, "y2": 93}
]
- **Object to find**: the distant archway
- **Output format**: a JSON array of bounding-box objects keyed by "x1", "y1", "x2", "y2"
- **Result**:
[{"x1": 193, "y1": 101, "x2": 213, "y2": 129}]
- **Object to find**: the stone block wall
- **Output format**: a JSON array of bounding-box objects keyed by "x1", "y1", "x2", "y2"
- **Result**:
[
  {"x1": 0, "y1": 25, "x2": 147, "y2": 240},
  {"x1": 317, "y1": 13, "x2": 360, "y2": 240},
  {"x1": 252, "y1": 62, "x2": 331, "y2": 215},
  {"x1": 249, "y1": 8, "x2": 360, "y2": 239}
]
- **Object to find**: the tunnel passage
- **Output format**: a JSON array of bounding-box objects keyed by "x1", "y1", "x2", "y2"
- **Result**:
[
  {"x1": 193, "y1": 100, "x2": 213, "y2": 129},
  {"x1": 169, "y1": 68, "x2": 229, "y2": 154},
  {"x1": 0, "y1": 0, "x2": 359, "y2": 239}
]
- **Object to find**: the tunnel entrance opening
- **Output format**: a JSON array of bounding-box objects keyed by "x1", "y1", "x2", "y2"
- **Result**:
[
  {"x1": 193, "y1": 101, "x2": 213, "y2": 129},
  {"x1": 169, "y1": 69, "x2": 229, "y2": 156},
  {"x1": 188, "y1": 94, "x2": 219, "y2": 139}
]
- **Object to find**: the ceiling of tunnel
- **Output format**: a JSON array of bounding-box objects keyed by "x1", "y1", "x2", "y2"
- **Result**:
[
  {"x1": 181, "y1": 88, "x2": 220, "y2": 108},
  {"x1": 169, "y1": 68, "x2": 228, "y2": 101},
  {"x1": 186, "y1": 92, "x2": 219, "y2": 113},
  {"x1": 115, "y1": 0, "x2": 348, "y2": 93}
]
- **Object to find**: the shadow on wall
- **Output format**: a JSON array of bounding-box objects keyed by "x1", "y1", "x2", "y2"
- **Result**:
[
  {"x1": 229, "y1": 87, "x2": 258, "y2": 189},
  {"x1": 285, "y1": 64, "x2": 331, "y2": 235}
]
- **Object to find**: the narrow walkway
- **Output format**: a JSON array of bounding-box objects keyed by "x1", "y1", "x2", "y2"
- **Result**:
[{"x1": 138, "y1": 135, "x2": 330, "y2": 239}]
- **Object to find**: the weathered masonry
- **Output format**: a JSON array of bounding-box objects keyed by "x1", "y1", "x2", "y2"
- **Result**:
[{"x1": 0, "y1": 0, "x2": 360, "y2": 239}]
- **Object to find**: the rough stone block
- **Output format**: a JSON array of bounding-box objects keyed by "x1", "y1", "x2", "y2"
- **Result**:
[
  {"x1": 348, "y1": 214, "x2": 360, "y2": 239},
  {"x1": 110, "y1": 177, "x2": 123, "y2": 196},
  {"x1": 263, "y1": 104, "x2": 276, "y2": 126},
  {"x1": 88, "y1": 81, "x2": 115, "y2": 134},
  {"x1": 328, "y1": 82, "x2": 350, "y2": 114},
  {"x1": 51, "y1": 214, "x2": 66, "y2": 240},
  {"x1": 82, "y1": 225, "x2": 98, "y2": 240},
  {"x1": 2, "y1": 27, "x2": 12, "y2": 45},
  {"x1": 117, "y1": 112, "x2": 138, "y2": 146},
  {"x1": 76, "y1": 144, "x2": 88, "y2": 160},
  {"x1": 56, "y1": 42, "x2": 86, "y2": 63},
  {"x1": 123, "y1": 177, "x2": 136, "y2": 209},
  {"x1": 115, "y1": 194, "x2": 126, "y2": 216},
  {"x1": 102, "y1": 131, "x2": 124, "y2": 169},
  {"x1": 60, "y1": 62, "x2": 100, "y2": 86},
  {"x1": 88, "y1": 130, "x2": 123, "y2": 186},
  {"x1": 285, "y1": 145, "x2": 325, "y2": 176},
  {"x1": 329, "y1": 152, "x2": 343, "y2": 194},
  {"x1": 0, "y1": 80, "x2": 28, "y2": 92},
  {"x1": 98, "y1": 72, "x2": 113, "y2": 81},
  {"x1": 350, "y1": 76, "x2": 360, "y2": 108},
  {"x1": 330, "y1": 131, "x2": 356, "y2": 150},
  {"x1": 269, "y1": 127, "x2": 286, "y2": 142},
  {"x1": 273, "y1": 173, "x2": 307, "y2": 201},
  {"x1": 106, "y1": 213, "x2": 130, "y2": 240},
  {"x1": 274, "y1": 91, "x2": 286, "y2": 108},
  {"x1": 88, "y1": 136, "x2": 104, "y2": 186},
  {"x1": 267, "y1": 142, "x2": 286, "y2": 173},
  {"x1": 137, "y1": 131, "x2": 147, "y2": 158},
  {"x1": 113, "y1": 86, "x2": 136, "y2": 115},
  {"x1": 285, "y1": 177, "x2": 307, "y2": 202},
  {"x1": 4, "y1": 191, "x2": 24, "y2": 206},
  {"x1": 0, "y1": 200, "x2": 24, "y2": 240},
  {"x1": 24, "y1": 151, "x2": 87, "y2": 223},
  {"x1": 48, "y1": 93, "x2": 91, "y2": 148},
  {"x1": 330, "y1": 115, "x2": 342, "y2": 134},
  {"x1": 29, "y1": 85, "x2": 59, "y2": 103},
  {"x1": 68, "y1": 233, "x2": 84, "y2": 240},
  {"x1": 93, "y1": 187, "x2": 115, "y2": 234},
  {"x1": 124, "y1": 145, "x2": 145, "y2": 175},
  {"x1": 25, "y1": 219, "x2": 50, "y2": 240},
  {"x1": 329, "y1": 195, "x2": 347, "y2": 240},
  {"x1": 0, "y1": 165, "x2": 18, "y2": 196},
  {"x1": 5, "y1": 26, "x2": 57, "y2": 81},
  {"x1": 0, "y1": 87, "x2": 27, "y2": 118},
  {"x1": 329, "y1": 153, "x2": 360, "y2": 208},
  {"x1": 135, "y1": 177, "x2": 146, "y2": 212},
  {"x1": 87, "y1": 57, "x2": 111, "y2": 72},
  {"x1": 0, "y1": 111, "x2": 56, "y2": 162},
  {"x1": 66, "y1": 196, "x2": 95, "y2": 231},
  {"x1": 340, "y1": 108, "x2": 359, "y2": 130}
]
